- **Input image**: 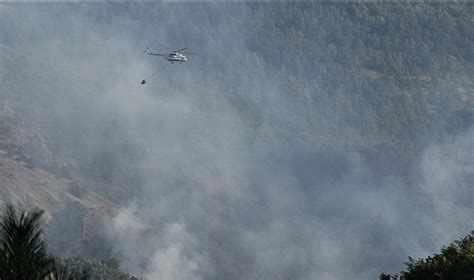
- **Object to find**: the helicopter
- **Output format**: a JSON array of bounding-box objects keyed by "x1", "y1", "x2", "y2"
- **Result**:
[
  {"x1": 143, "y1": 44, "x2": 196, "y2": 64},
  {"x1": 140, "y1": 44, "x2": 197, "y2": 85}
]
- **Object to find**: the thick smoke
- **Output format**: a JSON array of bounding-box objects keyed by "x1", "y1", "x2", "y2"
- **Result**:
[{"x1": 1, "y1": 3, "x2": 473, "y2": 279}]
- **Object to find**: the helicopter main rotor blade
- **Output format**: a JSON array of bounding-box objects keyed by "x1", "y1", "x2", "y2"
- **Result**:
[
  {"x1": 177, "y1": 47, "x2": 188, "y2": 52},
  {"x1": 181, "y1": 52, "x2": 198, "y2": 55},
  {"x1": 159, "y1": 44, "x2": 173, "y2": 51}
]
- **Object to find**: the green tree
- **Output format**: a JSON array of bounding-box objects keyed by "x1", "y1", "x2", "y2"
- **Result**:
[
  {"x1": 46, "y1": 259, "x2": 89, "y2": 280},
  {"x1": 0, "y1": 205, "x2": 89, "y2": 280},
  {"x1": 381, "y1": 231, "x2": 474, "y2": 280},
  {"x1": 0, "y1": 205, "x2": 53, "y2": 280},
  {"x1": 379, "y1": 273, "x2": 398, "y2": 280}
]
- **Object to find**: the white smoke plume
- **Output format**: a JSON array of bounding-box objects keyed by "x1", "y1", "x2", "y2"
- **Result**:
[{"x1": 0, "y1": 3, "x2": 473, "y2": 279}]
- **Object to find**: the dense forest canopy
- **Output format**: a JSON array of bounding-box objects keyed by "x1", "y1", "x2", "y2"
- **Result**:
[{"x1": 246, "y1": 3, "x2": 474, "y2": 168}]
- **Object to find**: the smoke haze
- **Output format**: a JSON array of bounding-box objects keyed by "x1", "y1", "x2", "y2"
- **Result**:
[{"x1": 0, "y1": 3, "x2": 473, "y2": 279}]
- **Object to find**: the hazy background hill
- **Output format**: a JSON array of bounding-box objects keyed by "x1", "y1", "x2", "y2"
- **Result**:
[{"x1": 0, "y1": 3, "x2": 473, "y2": 279}]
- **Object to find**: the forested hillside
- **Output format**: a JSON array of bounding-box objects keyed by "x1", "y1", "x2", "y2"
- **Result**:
[
  {"x1": 0, "y1": 3, "x2": 473, "y2": 279},
  {"x1": 246, "y1": 3, "x2": 474, "y2": 172}
]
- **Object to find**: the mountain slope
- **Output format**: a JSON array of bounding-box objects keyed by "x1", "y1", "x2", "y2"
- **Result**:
[{"x1": 0, "y1": 3, "x2": 473, "y2": 279}]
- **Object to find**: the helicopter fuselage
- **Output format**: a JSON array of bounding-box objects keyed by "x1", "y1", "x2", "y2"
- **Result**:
[
  {"x1": 165, "y1": 53, "x2": 187, "y2": 63},
  {"x1": 144, "y1": 47, "x2": 191, "y2": 64}
]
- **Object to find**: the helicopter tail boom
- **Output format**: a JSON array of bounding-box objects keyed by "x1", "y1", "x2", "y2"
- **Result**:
[{"x1": 143, "y1": 47, "x2": 165, "y2": 57}]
